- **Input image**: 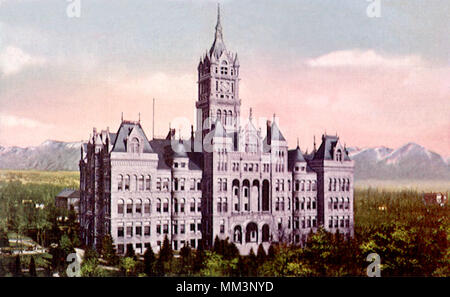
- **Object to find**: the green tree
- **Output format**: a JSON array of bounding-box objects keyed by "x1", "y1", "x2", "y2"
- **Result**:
[
  {"x1": 101, "y1": 234, "x2": 118, "y2": 265},
  {"x1": 14, "y1": 255, "x2": 22, "y2": 277},
  {"x1": 29, "y1": 256, "x2": 37, "y2": 277},
  {"x1": 120, "y1": 257, "x2": 137, "y2": 277},
  {"x1": 125, "y1": 244, "x2": 136, "y2": 259},
  {"x1": 179, "y1": 244, "x2": 192, "y2": 275},
  {"x1": 256, "y1": 244, "x2": 267, "y2": 265},
  {"x1": 143, "y1": 246, "x2": 156, "y2": 276}
]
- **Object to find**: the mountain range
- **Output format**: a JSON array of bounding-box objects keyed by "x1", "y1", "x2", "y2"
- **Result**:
[{"x1": 0, "y1": 140, "x2": 449, "y2": 180}]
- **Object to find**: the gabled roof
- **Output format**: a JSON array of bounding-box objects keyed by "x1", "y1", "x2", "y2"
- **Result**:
[
  {"x1": 263, "y1": 121, "x2": 287, "y2": 145},
  {"x1": 149, "y1": 138, "x2": 203, "y2": 171},
  {"x1": 56, "y1": 189, "x2": 79, "y2": 198},
  {"x1": 211, "y1": 120, "x2": 228, "y2": 138},
  {"x1": 111, "y1": 121, "x2": 153, "y2": 153},
  {"x1": 313, "y1": 135, "x2": 351, "y2": 161}
]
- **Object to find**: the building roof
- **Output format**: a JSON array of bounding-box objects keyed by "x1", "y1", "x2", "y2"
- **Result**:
[
  {"x1": 313, "y1": 134, "x2": 350, "y2": 161},
  {"x1": 209, "y1": 5, "x2": 227, "y2": 60},
  {"x1": 56, "y1": 189, "x2": 80, "y2": 198},
  {"x1": 111, "y1": 121, "x2": 153, "y2": 153},
  {"x1": 149, "y1": 138, "x2": 203, "y2": 171}
]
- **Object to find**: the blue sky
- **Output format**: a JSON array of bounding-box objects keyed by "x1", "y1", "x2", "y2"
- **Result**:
[{"x1": 0, "y1": 0, "x2": 449, "y2": 154}]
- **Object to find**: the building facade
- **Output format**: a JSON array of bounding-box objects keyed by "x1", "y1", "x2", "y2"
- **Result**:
[{"x1": 79, "y1": 7, "x2": 354, "y2": 255}]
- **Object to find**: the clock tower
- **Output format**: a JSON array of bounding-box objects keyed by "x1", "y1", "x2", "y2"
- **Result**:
[{"x1": 196, "y1": 4, "x2": 241, "y2": 143}]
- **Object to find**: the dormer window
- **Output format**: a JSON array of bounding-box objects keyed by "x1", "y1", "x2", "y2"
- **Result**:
[
  {"x1": 130, "y1": 137, "x2": 140, "y2": 153},
  {"x1": 336, "y1": 149, "x2": 342, "y2": 162}
]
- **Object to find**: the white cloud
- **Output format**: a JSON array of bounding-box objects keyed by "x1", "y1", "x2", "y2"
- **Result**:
[
  {"x1": 306, "y1": 50, "x2": 424, "y2": 68},
  {"x1": 0, "y1": 46, "x2": 46, "y2": 76},
  {"x1": 0, "y1": 114, "x2": 52, "y2": 129}
]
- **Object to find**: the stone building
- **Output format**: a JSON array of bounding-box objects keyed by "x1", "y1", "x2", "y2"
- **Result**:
[{"x1": 79, "y1": 6, "x2": 354, "y2": 255}]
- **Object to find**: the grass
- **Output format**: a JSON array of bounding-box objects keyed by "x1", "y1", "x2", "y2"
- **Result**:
[
  {"x1": 355, "y1": 179, "x2": 450, "y2": 192},
  {"x1": 0, "y1": 170, "x2": 79, "y2": 187}
]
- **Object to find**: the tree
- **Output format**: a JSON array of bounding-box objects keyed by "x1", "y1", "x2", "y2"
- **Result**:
[
  {"x1": 14, "y1": 255, "x2": 22, "y2": 277},
  {"x1": 159, "y1": 235, "x2": 173, "y2": 262},
  {"x1": 256, "y1": 244, "x2": 267, "y2": 265},
  {"x1": 267, "y1": 243, "x2": 276, "y2": 259},
  {"x1": 247, "y1": 248, "x2": 258, "y2": 276},
  {"x1": 120, "y1": 257, "x2": 137, "y2": 276},
  {"x1": 125, "y1": 243, "x2": 136, "y2": 259},
  {"x1": 155, "y1": 235, "x2": 173, "y2": 276},
  {"x1": 29, "y1": 256, "x2": 37, "y2": 277},
  {"x1": 101, "y1": 234, "x2": 118, "y2": 265},
  {"x1": 193, "y1": 240, "x2": 206, "y2": 273},
  {"x1": 179, "y1": 244, "x2": 192, "y2": 275},
  {"x1": 143, "y1": 246, "x2": 156, "y2": 276}
]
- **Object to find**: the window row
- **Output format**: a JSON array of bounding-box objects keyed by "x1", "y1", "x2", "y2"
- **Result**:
[
  {"x1": 217, "y1": 198, "x2": 229, "y2": 213},
  {"x1": 328, "y1": 197, "x2": 351, "y2": 211},
  {"x1": 117, "y1": 221, "x2": 201, "y2": 238},
  {"x1": 294, "y1": 197, "x2": 317, "y2": 211},
  {"x1": 116, "y1": 238, "x2": 201, "y2": 254},
  {"x1": 328, "y1": 216, "x2": 351, "y2": 228},
  {"x1": 293, "y1": 216, "x2": 317, "y2": 229},
  {"x1": 117, "y1": 175, "x2": 151, "y2": 191},
  {"x1": 117, "y1": 198, "x2": 202, "y2": 214},
  {"x1": 328, "y1": 178, "x2": 351, "y2": 192},
  {"x1": 294, "y1": 180, "x2": 317, "y2": 192}
]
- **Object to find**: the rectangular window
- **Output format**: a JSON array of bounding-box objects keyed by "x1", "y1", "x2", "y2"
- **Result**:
[
  {"x1": 157, "y1": 201, "x2": 161, "y2": 213},
  {"x1": 190, "y1": 239, "x2": 196, "y2": 248},
  {"x1": 118, "y1": 244, "x2": 124, "y2": 254},
  {"x1": 136, "y1": 226, "x2": 142, "y2": 236},
  {"x1": 190, "y1": 179, "x2": 195, "y2": 190},
  {"x1": 135, "y1": 203, "x2": 142, "y2": 214},
  {"x1": 144, "y1": 225, "x2": 150, "y2": 236},
  {"x1": 190, "y1": 202, "x2": 195, "y2": 212},
  {"x1": 117, "y1": 227, "x2": 124, "y2": 237},
  {"x1": 144, "y1": 202, "x2": 150, "y2": 214},
  {"x1": 190, "y1": 223, "x2": 195, "y2": 232},
  {"x1": 126, "y1": 226, "x2": 132, "y2": 237},
  {"x1": 163, "y1": 202, "x2": 169, "y2": 212},
  {"x1": 180, "y1": 224, "x2": 185, "y2": 234},
  {"x1": 118, "y1": 204, "x2": 124, "y2": 214},
  {"x1": 197, "y1": 202, "x2": 201, "y2": 212},
  {"x1": 163, "y1": 224, "x2": 169, "y2": 234},
  {"x1": 146, "y1": 177, "x2": 151, "y2": 191},
  {"x1": 156, "y1": 224, "x2": 161, "y2": 234}
]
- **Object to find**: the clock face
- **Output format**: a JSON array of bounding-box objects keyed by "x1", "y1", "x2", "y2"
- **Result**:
[{"x1": 219, "y1": 81, "x2": 230, "y2": 92}]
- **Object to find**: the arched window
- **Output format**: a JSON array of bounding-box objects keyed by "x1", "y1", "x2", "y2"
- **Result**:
[
  {"x1": 345, "y1": 197, "x2": 350, "y2": 210},
  {"x1": 125, "y1": 175, "x2": 130, "y2": 191},
  {"x1": 217, "y1": 197, "x2": 222, "y2": 212},
  {"x1": 117, "y1": 199, "x2": 124, "y2": 214},
  {"x1": 156, "y1": 199, "x2": 161, "y2": 213},
  {"x1": 117, "y1": 175, "x2": 123, "y2": 191},
  {"x1": 130, "y1": 137, "x2": 140, "y2": 153},
  {"x1": 139, "y1": 175, "x2": 144, "y2": 191},
  {"x1": 145, "y1": 175, "x2": 151, "y2": 191},
  {"x1": 301, "y1": 180, "x2": 305, "y2": 191},
  {"x1": 336, "y1": 149, "x2": 342, "y2": 161},
  {"x1": 126, "y1": 199, "x2": 133, "y2": 214},
  {"x1": 328, "y1": 198, "x2": 333, "y2": 210},
  {"x1": 307, "y1": 180, "x2": 311, "y2": 191},
  {"x1": 328, "y1": 178, "x2": 332, "y2": 191},
  {"x1": 334, "y1": 198, "x2": 339, "y2": 210},
  {"x1": 307, "y1": 198, "x2": 311, "y2": 210},
  {"x1": 174, "y1": 198, "x2": 178, "y2": 213},
  {"x1": 163, "y1": 198, "x2": 169, "y2": 212},
  {"x1": 295, "y1": 197, "x2": 299, "y2": 211},
  {"x1": 144, "y1": 199, "x2": 151, "y2": 214},
  {"x1": 301, "y1": 197, "x2": 305, "y2": 210},
  {"x1": 217, "y1": 109, "x2": 221, "y2": 121},
  {"x1": 333, "y1": 178, "x2": 337, "y2": 191},
  {"x1": 346, "y1": 179, "x2": 350, "y2": 191},
  {"x1": 135, "y1": 199, "x2": 142, "y2": 214},
  {"x1": 180, "y1": 198, "x2": 185, "y2": 213},
  {"x1": 312, "y1": 198, "x2": 316, "y2": 210}
]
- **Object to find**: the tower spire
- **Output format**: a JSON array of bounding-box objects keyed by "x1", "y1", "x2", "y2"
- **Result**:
[{"x1": 215, "y1": 3, "x2": 222, "y2": 39}]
